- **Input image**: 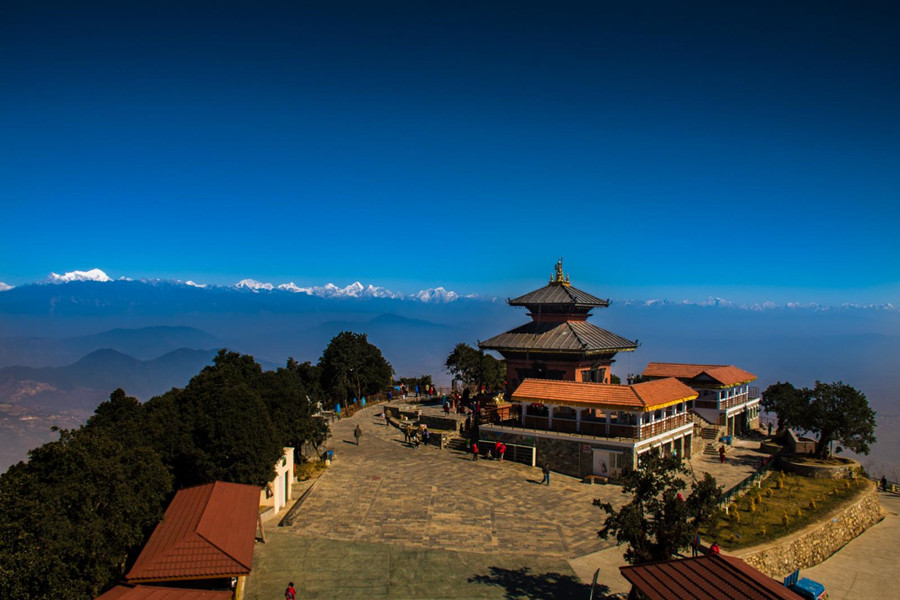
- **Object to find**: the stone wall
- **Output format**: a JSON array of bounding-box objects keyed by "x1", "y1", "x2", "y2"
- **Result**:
[
  {"x1": 738, "y1": 481, "x2": 883, "y2": 577},
  {"x1": 479, "y1": 427, "x2": 635, "y2": 477},
  {"x1": 782, "y1": 457, "x2": 860, "y2": 480}
]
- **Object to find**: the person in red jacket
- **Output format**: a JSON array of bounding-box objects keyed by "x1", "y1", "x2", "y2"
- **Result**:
[
  {"x1": 471, "y1": 441, "x2": 479, "y2": 461},
  {"x1": 285, "y1": 582, "x2": 296, "y2": 600}
]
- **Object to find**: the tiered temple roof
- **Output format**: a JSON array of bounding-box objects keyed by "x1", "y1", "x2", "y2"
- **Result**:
[
  {"x1": 480, "y1": 259, "x2": 637, "y2": 356},
  {"x1": 480, "y1": 320, "x2": 636, "y2": 354}
]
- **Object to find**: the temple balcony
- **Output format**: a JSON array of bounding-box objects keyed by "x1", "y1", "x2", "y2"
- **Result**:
[
  {"x1": 693, "y1": 386, "x2": 760, "y2": 411},
  {"x1": 499, "y1": 411, "x2": 689, "y2": 441}
]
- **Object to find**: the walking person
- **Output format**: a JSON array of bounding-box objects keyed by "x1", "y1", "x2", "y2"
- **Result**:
[
  {"x1": 471, "y1": 441, "x2": 479, "y2": 461},
  {"x1": 691, "y1": 533, "x2": 700, "y2": 557},
  {"x1": 499, "y1": 442, "x2": 506, "y2": 462},
  {"x1": 718, "y1": 445, "x2": 726, "y2": 464},
  {"x1": 541, "y1": 463, "x2": 551, "y2": 485},
  {"x1": 285, "y1": 582, "x2": 296, "y2": 600},
  {"x1": 354, "y1": 424, "x2": 362, "y2": 446}
]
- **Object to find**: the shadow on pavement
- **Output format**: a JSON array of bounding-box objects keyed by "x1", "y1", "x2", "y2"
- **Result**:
[{"x1": 469, "y1": 566, "x2": 595, "y2": 599}]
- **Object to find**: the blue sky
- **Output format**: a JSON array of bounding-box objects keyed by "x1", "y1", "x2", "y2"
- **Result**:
[{"x1": 1, "y1": 1, "x2": 898, "y2": 304}]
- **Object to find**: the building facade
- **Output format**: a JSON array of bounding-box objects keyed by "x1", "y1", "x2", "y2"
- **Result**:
[
  {"x1": 641, "y1": 362, "x2": 761, "y2": 436},
  {"x1": 479, "y1": 377, "x2": 698, "y2": 478}
]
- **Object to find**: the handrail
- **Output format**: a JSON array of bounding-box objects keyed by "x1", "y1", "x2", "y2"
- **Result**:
[{"x1": 721, "y1": 460, "x2": 774, "y2": 508}]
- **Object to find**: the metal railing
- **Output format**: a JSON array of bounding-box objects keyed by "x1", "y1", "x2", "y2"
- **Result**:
[{"x1": 721, "y1": 459, "x2": 774, "y2": 509}]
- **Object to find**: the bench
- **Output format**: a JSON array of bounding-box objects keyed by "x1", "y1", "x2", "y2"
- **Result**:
[{"x1": 583, "y1": 475, "x2": 609, "y2": 485}]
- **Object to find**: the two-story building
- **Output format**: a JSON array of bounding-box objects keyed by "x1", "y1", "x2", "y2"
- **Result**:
[
  {"x1": 641, "y1": 362, "x2": 760, "y2": 437},
  {"x1": 479, "y1": 377, "x2": 698, "y2": 478}
]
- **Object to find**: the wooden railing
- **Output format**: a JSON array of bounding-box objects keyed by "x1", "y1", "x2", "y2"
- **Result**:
[{"x1": 517, "y1": 412, "x2": 688, "y2": 440}]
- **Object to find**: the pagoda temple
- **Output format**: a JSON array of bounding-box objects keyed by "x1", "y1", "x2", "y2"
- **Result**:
[{"x1": 479, "y1": 260, "x2": 638, "y2": 392}]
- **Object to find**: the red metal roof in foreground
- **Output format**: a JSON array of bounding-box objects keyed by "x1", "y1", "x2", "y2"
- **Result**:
[
  {"x1": 126, "y1": 481, "x2": 260, "y2": 583},
  {"x1": 97, "y1": 585, "x2": 232, "y2": 600},
  {"x1": 620, "y1": 554, "x2": 803, "y2": 600}
]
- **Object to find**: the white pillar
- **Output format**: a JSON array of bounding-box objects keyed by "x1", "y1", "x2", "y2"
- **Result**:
[
  {"x1": 605, "y1": 412, "x2": 611, "y2": 435},
  {"x1": 521, "y1": 402, "x2": 529, "y2": 425},
  {"x1": 575, "y1": 408, "x2": 582, "y2": 433},
  {"x1": 547, "y1": 405, "x2": 554, "y2": 429}
]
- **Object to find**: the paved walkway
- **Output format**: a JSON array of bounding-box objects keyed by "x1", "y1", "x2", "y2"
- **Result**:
[
  {"x1": 799, "y1": 490, "x2": 900, "y2": 599},
  {"x1": 244, "y1": 401, "x2": 771, "y2": 599}
]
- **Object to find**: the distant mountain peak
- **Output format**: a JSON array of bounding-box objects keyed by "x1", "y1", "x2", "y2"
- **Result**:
[
  {"x1": 46, "y1": 268, "x2": 112, "y2": 284},
  {"x1": 412, "y1": 287, "x2": 461, "y2": 303},
  {"x1": 235, "y1": 279, "x2": 274, "y2": 291}
]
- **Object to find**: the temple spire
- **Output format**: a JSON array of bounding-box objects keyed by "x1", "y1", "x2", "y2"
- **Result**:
[{"x1": 550, "y1": 258, "x2": 570, "y2": 286}]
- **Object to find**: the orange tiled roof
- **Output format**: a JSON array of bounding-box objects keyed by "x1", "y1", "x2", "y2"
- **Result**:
[
  {"x1": 511, "y1": 377, "x2": 697, "y2": 410},
  {"x1": 643, "y1": 362, "x2": 757, "y2": 387},
  {"x1": 126, "y1": 481, "x2": 260, "y2": 583},
  {"x1": 97, "y1": 585, "x2": 232, "y2": 600}
]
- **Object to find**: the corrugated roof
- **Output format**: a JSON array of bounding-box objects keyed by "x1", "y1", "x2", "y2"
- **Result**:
[
  {"x1": 643, "y1": 363, "x2": 757, "y2": 387},
  {"x1": 509, "y1": 283, "x2": 609, "y2": 308},
  {"x1": 126, "y1": 481, "x2": 260, "y2": 583},
  {"x1": 97, "y1": 585, "x2": 233, "y2": 600},
  {"x1": 511, "y1": 377, "x2": 696, "y2": 410},
  {"x1": 479, "y1": 320, "x2": 637, "y2": 353},
  {"x1": 620, "y1": 554, "x2": 803, "y2": 600}
]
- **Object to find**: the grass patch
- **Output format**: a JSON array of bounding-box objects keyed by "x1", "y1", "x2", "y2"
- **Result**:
[{"x1": 701, "y1": 471, "x2": 870, "y2": 550}]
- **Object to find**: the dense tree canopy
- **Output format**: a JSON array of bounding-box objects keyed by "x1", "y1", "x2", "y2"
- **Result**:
[
  {"x1": 594, "y1": 453, "x2": 723, "y2": 565},
  {"x1": 318, "y1": 331, "x2": 393, "y2": 407},
  {"x1": 0, "y1": 347, "x2": 344, "y2": 599},
  {"x1": 760, "y1": 381, "x2": 807, "y2": 431},
  {"x1": 763, "y1": 380, "x2": 876, "y2": 459},
  {"x1": 806, "y1": 381, "x2": 876, "y2": 459},
  {"x1": 0, "y1": 426, "x2": 172, "y2": 600},
  {"x1": 445, "y1": 343, "x2": 505, "y2": 391}
]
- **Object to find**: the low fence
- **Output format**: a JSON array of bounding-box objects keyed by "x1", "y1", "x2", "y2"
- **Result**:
[
  {"x1": 721, "y1": 460, "x2": 775, "y2": 510},
  {"x1": 475, "y1": 439, "x2": 536, "y2": 466}
]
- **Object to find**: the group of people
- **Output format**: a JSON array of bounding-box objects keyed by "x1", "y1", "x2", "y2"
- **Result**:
[
  {"x1": 690, "y1": 535, "x2": 720, "y2": 557},
  {"x1": 403, "y1": 423, "x2": 430, "y2": 448},
  {"x1": 397, "y1": 382, "x2": 437, "y2": 399},
  {"x1": 470, "y1": 440, "x2": 507, "y2": 462}
]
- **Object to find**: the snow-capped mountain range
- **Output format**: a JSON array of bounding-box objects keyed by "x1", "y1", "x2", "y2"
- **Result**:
[
  {"x1": 1, "y1": 269, "x2": 896, "y2": 312},
  {"x1": 12, "y1": 269, "x2": 473, "y2": 303}
]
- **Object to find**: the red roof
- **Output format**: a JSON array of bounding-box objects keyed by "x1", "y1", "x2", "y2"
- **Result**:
[
  {"x1": 97, "y1": 585, "x2": 232, "y2": 600},
  {"x1": 126, "y1": 481, "x2": 260, "y2": 583},
  {"x1": 511, "y1": 377, "x2": 697, "y2": 410},
  {"x1": 620, "y1": 554, "x2": 803, "y2": 600},
  {"x1": 643, "y1": 363, "x2": 757, "y2": 387}
]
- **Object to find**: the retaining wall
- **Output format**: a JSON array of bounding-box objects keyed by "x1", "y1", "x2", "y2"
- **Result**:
[{"x1": 737, "y1": 481, "x2": 883, "y2": 577}]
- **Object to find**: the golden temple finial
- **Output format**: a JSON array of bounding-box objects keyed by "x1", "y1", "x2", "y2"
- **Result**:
[{"x1": 550, "y1": 258, "x2": 571, "y2": 286}]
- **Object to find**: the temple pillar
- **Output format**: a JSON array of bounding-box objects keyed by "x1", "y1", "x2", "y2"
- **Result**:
[
  {"x1": 547, "y1": 405, "x2": 554, "y2": 429},
  {"x1": 575, "y1": 408, "x2": 582, "y2": 433},
  {"x1": 521, "y1": 402, "x2": 529, "y2": 426}
]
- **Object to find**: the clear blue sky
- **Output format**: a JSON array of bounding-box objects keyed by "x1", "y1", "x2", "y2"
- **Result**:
[{"x1": 2, "y1": 1, "x2": 898, "y2": 304}]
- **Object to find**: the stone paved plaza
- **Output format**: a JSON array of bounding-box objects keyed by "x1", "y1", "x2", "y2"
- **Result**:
[{"x1": 245, "y1": 401, "x2": 770, "y2": 599}]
